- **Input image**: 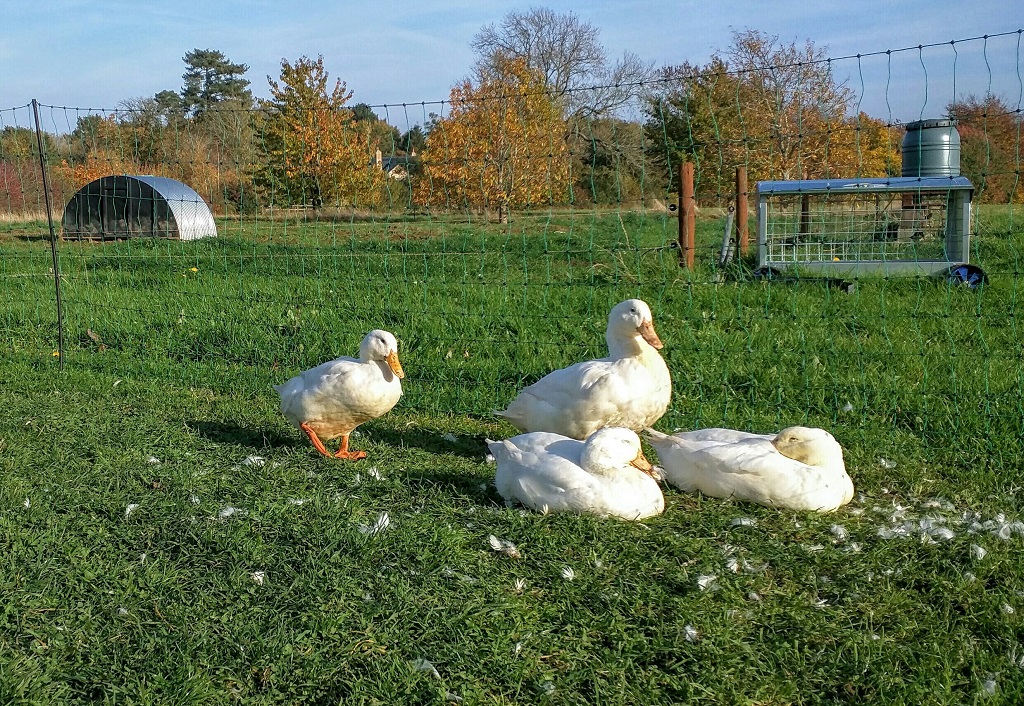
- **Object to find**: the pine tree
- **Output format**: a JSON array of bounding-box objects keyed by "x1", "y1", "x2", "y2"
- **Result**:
[{"x1": 180, "y1": 49, "x2": 252, "y2": 118}]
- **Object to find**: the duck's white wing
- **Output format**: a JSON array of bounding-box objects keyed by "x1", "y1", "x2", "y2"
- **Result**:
[
  {"x1": 647, "y1": 429, "x2": 788, "y2": 490},
  {"x1": 496, "y1": 358, "x2": 634, "y2": 439},
  {"x1": 671, "y1": 427, "x2": 776, "y2": 446},
  {"x1": 650, "y1": 430, "x2": 848, "y2": 510},
  {"x1": 490, "y1": 434, "x2": 605, "y2": 514},
  {"x1": 274, "y1": 357, "x2": 367, "y2": 420}
]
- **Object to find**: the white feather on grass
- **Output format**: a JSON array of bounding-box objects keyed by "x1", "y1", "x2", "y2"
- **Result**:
[
  {"x1": 697, "y1": 574, "x2": 717, "y2": 591},
  {"x1": 488, "y1": 535, "x2": 522, "y2": 558},
  {"x1": 358, "y1": 512, "x2": 391, "y2": 537},
  {"x1": 409, "y1": 658, "x2": 440, "y2": 679}
]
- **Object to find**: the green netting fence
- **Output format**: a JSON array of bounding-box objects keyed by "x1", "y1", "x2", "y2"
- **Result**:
[{"x1": 1, "y1": 30, "x2": 1022, "y2": 474}]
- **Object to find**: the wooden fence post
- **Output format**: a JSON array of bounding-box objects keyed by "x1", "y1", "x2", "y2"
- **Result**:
[
  {"x1": 735, "y1": 166, "x2": 748, "y2": 256},
  {"x1": 799, "y1": 167, "x2": 810, "y2": 235},
  {"x1": 678, "y1": 161, "x2": 695, "y2": 269}
]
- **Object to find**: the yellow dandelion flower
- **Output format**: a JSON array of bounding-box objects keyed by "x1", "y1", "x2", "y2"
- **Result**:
[
  {"x1": 52, "y1": 350, "x2": 60, "y2": 357},
  {"x1": 190, "y1": 267, "x2": 198, "y2": 272}
]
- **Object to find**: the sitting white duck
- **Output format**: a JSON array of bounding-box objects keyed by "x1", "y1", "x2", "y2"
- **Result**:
[
  {"x1": 495, "y1": 299, "x2": 671, "y2": 440},
  {"x1": 645, "y1": 426, "x2": 854, "y2": 512},
  {"x1": 274, "y1": 330, "x2": 404, "y2": 460},
  {"x1": 489, "y1": 427, "x2": 665, "y2": 521}
]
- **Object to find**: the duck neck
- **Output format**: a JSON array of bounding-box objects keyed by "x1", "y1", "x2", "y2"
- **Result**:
[{"x1": 607, "y1": 331, "x2": 649, "y2": 359}]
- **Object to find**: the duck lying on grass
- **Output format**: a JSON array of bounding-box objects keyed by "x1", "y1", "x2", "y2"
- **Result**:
[
  {"x1": 645, "y1": 426, "x2": 854, "y2": 512},
  {"x1": 489, "y1": 427, "x2": 665, "y2": 521},
  {"x1": 274, "y1": 330, "x2": 404, "y2": 460},
  {"x1": 495, "y1": 299, "x2": 672, "y2": 440}
]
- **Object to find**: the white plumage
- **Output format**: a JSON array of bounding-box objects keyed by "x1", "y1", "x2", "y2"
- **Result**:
[
  {"x1": 495, "y1": 299, "x2": 671, "y2": 439},
  {"x1": 489, "y1": 427, "x2": 665, "y2": 521},
  {"x1": 274, "y1": 329, "x2": 404, "y2": 460},
  {"x1": 645, "y1": 426, "x2": 854, "y2": 512}
]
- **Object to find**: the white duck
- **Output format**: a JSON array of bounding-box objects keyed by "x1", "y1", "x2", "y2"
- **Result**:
[
  {"x1": 645, "y1": 426, "x2": 854, "y2": 512},
  {"x1": 489, "y1": 427, "x2": 665, "y2": 521},
  {"x1": 495, "y1": 299, "x2": 671, "y2": 440},
  {"x1": 274, "y1": 330, "x2": 404, "y2": 460}
]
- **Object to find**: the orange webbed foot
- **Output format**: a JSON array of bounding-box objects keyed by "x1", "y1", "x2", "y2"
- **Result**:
[
  {"x1": 333, "y1": 434, "x2": 367, "y2": 461},
  {"x1": 334, "y1": 449, "x2": 368, "y2": 461}
]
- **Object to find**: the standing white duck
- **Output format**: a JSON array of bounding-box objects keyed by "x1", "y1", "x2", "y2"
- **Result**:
[
  {"x1": 274, "y1": 330, "x2": 404, "y2": 460},
  {"x1": 489, "y1": 427, "x2": 665, "y2": 521},
  {"x1": 644, "y1": 426, "x2": 853, "y2": 512},
  {"x1": 495, "y1": 299, "x2": 671, "y2": 439}
]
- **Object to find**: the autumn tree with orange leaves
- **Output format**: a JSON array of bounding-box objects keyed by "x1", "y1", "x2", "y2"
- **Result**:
[
  {"x1": 647, "y1": 30, "x2": 899, "y2": 199},
  {"x1": 417, "y1": 57, "x2": 570, "y2": 222},
  {"x1": 259, "y1": 55, "x2": 385, "y2": 209},
  {"x1": 948, "y1": 94, "x2": 1023, "y2": 204}
]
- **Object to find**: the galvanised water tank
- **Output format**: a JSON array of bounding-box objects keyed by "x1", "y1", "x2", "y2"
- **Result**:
[{"x1": 902, "y1": 119, "x2": 961, "y2": 177}]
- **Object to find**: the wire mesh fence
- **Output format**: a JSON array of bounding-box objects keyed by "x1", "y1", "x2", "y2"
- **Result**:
[{"x1": 1, "y1": 31, "x2": 1022, "y2": 472}]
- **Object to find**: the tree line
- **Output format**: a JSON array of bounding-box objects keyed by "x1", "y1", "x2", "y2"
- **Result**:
[{"x1": 1, "y1": 10, "x2": 1020, "y2": 220}]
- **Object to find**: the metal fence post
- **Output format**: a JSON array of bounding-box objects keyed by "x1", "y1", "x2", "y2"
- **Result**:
[{"x1": 31, "y1": 99, "x2": 65, "y2": 369}]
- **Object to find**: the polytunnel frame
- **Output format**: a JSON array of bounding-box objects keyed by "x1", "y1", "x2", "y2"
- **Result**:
[{"x1": 61, "y1": 174, "x2": 217, "y2": 241}]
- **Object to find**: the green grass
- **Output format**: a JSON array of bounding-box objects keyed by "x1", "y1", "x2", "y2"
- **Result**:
[{"x1": 1, "y1": 206, "x2": 1024, "y2": 703}]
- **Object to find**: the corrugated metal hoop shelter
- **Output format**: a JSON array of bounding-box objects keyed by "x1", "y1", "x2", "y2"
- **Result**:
[{"x1": 62, "y1": 175, "x2": 217, "y2": 241}]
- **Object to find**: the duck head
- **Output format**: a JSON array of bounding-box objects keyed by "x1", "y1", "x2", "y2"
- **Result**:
[
  {"x1": 580, "y1": 427, "x2": 658, "y2": 478},
  {"x1": 607, "y1": 299, "x2": 663, "y2": 354},
  {"x1": 772, "y1": 426, "x2": 844, "y2": 469},
  {"x1": 359, "y1": 329, "x2": 405, "y2": 379}
]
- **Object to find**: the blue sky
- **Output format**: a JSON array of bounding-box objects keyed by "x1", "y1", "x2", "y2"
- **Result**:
[{"x1": 2, "y1": 0, "x2": 1020, "y2": 131}]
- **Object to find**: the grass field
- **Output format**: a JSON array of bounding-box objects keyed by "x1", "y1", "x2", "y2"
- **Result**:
[{"x1": 1, "y1": 206, "x2": 1024, "y2": 704}]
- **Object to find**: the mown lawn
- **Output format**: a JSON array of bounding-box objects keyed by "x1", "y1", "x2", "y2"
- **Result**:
[{"x1": 1, "y1": 206, "x2": 1023, "y2": 704}]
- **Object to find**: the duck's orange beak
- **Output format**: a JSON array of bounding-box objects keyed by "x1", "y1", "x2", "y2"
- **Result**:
[
  {"x1": 386, "y1": 350, "x2": 405, "y2": 379},
  {"x1": 637, "y1": 319, "x2": 664, "y2": 349},
  {"x1": 630, "y1": 448, "x2": 657, "y2": 477}
]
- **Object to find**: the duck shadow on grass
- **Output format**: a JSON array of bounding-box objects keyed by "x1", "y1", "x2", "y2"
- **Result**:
[
  {"x1": 186, "y1": 420, "x2": 298, "y2": 450},
  {"x1": 365, "y1": 424, "x2": 494, "y2": 461},
  {"x1": 363, "y1": 426, "x2": 502, "y2": 499},
  {"x1": 186, "y1": 416, "x2": 506, "y2": 501}
]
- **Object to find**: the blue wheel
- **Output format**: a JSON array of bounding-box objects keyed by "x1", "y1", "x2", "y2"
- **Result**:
[{"x1": 947, "y1": 264, "x2": 987, "y2": 289}]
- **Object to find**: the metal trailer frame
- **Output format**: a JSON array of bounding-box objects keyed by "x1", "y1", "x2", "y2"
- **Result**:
[{"x1": 756, "y1": 176, "x2": 974, "y2": 279}]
